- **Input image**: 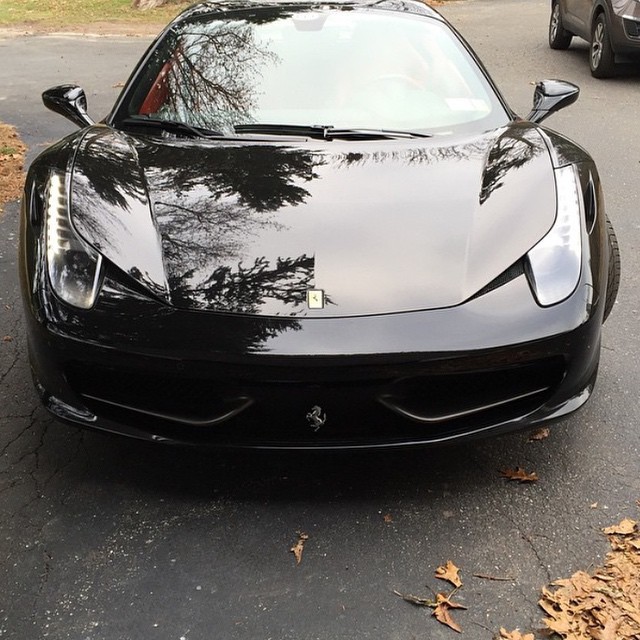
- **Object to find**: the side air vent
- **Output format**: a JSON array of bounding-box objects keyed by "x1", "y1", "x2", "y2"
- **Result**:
[
  {"x1": 583, "y1": 174, "x2": 597, "y2": 234},
  {"x1": 468, "y1": 259, "x2": 526, "y2": 301}
]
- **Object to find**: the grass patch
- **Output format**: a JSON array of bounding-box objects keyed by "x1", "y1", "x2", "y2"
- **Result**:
[
  {"x1": 0, "y1": 146, "x2": 18, "y2": 156},
  {"x1": 0, "y1": 0, "x2": 456, "y2": 29},
  {"x1": 0, "y1": 0, "x2": 192, "y2": 28}
]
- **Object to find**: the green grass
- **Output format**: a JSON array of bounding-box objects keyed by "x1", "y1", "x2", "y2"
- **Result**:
[
  {"x1": 0, "y1": 0, "x2": 192, "y2": 28},
  {"x1": 0, "y1": 0, "x2": 456, "y2": 28},
  {"x1": 0, "y1": 146, "x2": 18, "y2": 155}
]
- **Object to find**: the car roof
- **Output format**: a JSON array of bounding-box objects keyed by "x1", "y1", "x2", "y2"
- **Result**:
[{"x1": 170, "y1": 0, "x2": 443, "y2": 26}]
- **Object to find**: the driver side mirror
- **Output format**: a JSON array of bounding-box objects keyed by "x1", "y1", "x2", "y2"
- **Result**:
[
  {"x1": 42, "y1": 85, "x2": 95, "y2": 129},
  {"x1": 526, "y1": 79, "x2": 580, "y2": 124}
]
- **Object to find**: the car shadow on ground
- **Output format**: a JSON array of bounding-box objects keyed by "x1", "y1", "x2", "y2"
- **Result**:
[
  {"x1": 552, "y1": 43, "x2": 640, "y2": 80},
  {"x1": 41, "y1": 413, "x2": 581, "y2": 506}
]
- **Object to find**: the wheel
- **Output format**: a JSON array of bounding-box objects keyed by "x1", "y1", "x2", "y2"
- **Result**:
[
  {"x1": 590, "y1": 13, "x2": 616, "y2": 78},
  {"x1": 549, "y1": 1, "x2": 573, "y2": 50},
  {"x1": 603, "y1": 215, "x2": 620, "y2": 323}
]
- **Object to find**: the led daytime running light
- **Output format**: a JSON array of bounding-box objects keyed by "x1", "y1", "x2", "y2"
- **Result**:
[
  {"x1": 527, "y1": 165, "x2": 582, "y2": 306},
  {"x1": 45, "y1": 171, "x2": 103, "y2": 309}
]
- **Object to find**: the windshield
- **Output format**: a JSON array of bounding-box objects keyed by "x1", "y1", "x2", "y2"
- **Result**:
[{"x1": 116, "y1": 6, "x2": 510, "y2": 136}]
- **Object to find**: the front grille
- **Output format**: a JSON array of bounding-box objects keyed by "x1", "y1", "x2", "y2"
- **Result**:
[
  {"x1": 64, "y1": 355, "x2": 565, "y2": 446},
  {"x1": 378, "y1": 358, "x2": 564, "y2": 432}
]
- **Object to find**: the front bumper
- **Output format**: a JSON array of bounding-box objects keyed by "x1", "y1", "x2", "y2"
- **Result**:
[
  {"x1": 23, "y1": 267, "x2": 603, "y2": 449},
  {"x1": 610, "y1": 1, "x2": 640, "y2": 55}
]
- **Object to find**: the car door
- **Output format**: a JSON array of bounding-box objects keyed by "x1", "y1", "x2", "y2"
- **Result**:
[{"x1": 563, "y1": 0, "x2": 594, "y2": 37}]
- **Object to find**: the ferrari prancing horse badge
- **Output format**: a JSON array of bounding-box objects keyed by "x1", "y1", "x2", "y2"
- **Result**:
[
  {"x1": 306, "y1": 405, "x2": 326, "y2": 431},
  {"x1": 306, "y1": 289, "x2": 325, "y2": 309}
]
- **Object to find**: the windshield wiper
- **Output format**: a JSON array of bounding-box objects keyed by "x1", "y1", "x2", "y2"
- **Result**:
[
  {"x1": 120, "y1": 116, "x2": 225, "y2": 138},
  {"x1": 233, "y1": 124, "x2": 432, "y2": 140}
]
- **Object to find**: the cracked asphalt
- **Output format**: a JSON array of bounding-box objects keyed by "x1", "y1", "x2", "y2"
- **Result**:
[{"x1": 1, "y1": 1, "x2": 639, "y2": 638}]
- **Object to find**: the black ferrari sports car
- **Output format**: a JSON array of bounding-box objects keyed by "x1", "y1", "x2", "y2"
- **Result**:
[{"x1": 20, "y1": 0, "x2": 620, "y2": 449}]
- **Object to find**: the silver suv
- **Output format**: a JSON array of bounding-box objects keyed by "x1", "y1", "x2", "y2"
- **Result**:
[{"x1": 549, "y1": 0, "x2": 640, "y2": 77}]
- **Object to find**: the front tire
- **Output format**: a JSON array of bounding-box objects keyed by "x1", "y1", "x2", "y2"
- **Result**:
[
  {"x1": 549, "y1": 1, "x2": 573, "y2": 50},
  {"x1": 603, "y1": 216, "x2": 620, "y2": 323},
  {"x1": 590, "y1": 13, "x2": 616, "y2": 78}
]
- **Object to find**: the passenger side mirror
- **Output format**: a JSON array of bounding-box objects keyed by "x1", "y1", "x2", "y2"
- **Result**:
[
  {"x1": 42, "y1": 85, "x2": 95, "y2": 129},
  {"x1": 526, "y1": 79, "x2": 579, "y2": 124}
]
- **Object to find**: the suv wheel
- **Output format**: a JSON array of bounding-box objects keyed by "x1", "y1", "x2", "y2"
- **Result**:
[
  {"x1": 549, "y1": 1, "x2": 573, "y2": 50},
  {"x1": 603, "y1": 216, "x2": 620, "y2": 323},
  {"x1": 590, "y1": 13, "x2": 615, "y2": 78}
]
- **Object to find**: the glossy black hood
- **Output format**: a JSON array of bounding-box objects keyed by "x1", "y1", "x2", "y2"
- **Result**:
[{"x1": 69, "y1": 123, "x2": 556, "y2": 316}]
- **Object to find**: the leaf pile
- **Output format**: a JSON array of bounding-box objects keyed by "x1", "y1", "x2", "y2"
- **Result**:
[
  {"x1": 539, "y1": 518, "x2": 640, "y2": 639},
  {"x1": 0, "y1": 123, "x2": 26, "y2": 214},
  {"x1": 498, "y1": 629, "x2": 534, "y2": 640}
]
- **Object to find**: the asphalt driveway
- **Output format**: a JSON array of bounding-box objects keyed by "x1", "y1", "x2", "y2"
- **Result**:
[{"x1": 1, "y1": 1, "x2": 639, "y2": 638}]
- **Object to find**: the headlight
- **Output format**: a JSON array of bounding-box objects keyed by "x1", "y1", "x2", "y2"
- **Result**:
[
  {"x1": 526, "y1": 165, "x2": 582, "y2": 306},
  {"x1": 45, "y1": 171, "x2": 103, "y2": 309}
]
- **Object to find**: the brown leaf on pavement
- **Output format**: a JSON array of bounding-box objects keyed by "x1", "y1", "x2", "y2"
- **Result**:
[
  {"x1": 528, "y1": 427, "x2": 550, "y2": 442},
  {"x1": 432, "y1": 592, "x2": 467, "y2": 633},
  {"x1": 538, "y1": 513, "x2": 640, "y2": 639},
  {"x1": 499, "y1": 628, "x2": 535, "y2": 640},
  {"x1": 2, "y1": 335, "x2": 12, "y2": 342},
  {"x1": 393, "y1": 590, "x2": 434, "y2": 607},
  {"x1": 395, "y1": 585, "x2": 467, "y2": 633},
  {"x1": 500, "y1": 467, "x2": 539, "y2": 483},
  {"x1": 383, "y1": 513, "x2": 393, "y2": 523},
  {"x1": 435, "y1": 560, "x2": 462, "y2": 588},
  {"x1": 603, "y1": 518, "x2": 637, "y2": 536},
  {"x1": 435, "y1": 591, "x2": 467, "y2": 610},
  {"x1": 433, "y1": 603, "x2": 462, "y2": 633},
  {"x1": 290, "y1": 532, "x2": 309, "y2": 565}
]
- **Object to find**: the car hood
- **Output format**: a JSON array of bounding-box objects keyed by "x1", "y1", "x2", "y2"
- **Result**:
[{"x1": 69, "y1": 124, "x2": 556, "y2": 316}]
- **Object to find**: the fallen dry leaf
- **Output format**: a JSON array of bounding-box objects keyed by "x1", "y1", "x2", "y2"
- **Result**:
[
  {"x1": 603, "y1": 518, "x2": 637, "y2": 536},
  {"x1": 290, "y1": 532, "x2": 309, "y2": 565},
  {"x1": 499, "y1": 628, "x2": 535, "y2": 640},
  {"x1": 528, "y1": 427, "x2": 550, "y2": 442},
  {"x1": 395, "y1": 588, "x2": 467, "y2": 633},
  {"x1": 435, "y1": 560, "x2": 462, "y2": 588},
  {"x1": 2, "y1": 336, "x2": 12, "y2": 343},
  {"x1": 500, "y1": 467, "x2": 539, "y2": 483},
  {"x1": 538, "y1": 513, "x2": 640, "y2": 639},
  {"x1": 393, "y1": 590, "x2": 433, "y2": 607},
  {"x1": 432, "y1": 591, "x2": 467, "y2": 634},
  {"x1": 383, "y1": 513, "x2": 393, "y2": 523}
]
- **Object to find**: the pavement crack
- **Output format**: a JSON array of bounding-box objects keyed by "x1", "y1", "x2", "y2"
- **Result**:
[
  {"x1": 519, "y1": 530, "x2": 552, "y2": 583},
  {"x1": 42, "y1": 430, "x2": 87, "y2": 490},
  {"x1": 0, "y1": 407, "x2": 39, "y2": 458},
  {"x1": 486, "y1": 493, "x2": 553, "y2": 584},
  {"x1": 0, "y1": 351, "x2": 20, "y2": 385},
  {"x1": 38, "y1": 549, "x2": 52, "y2": 594}
]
